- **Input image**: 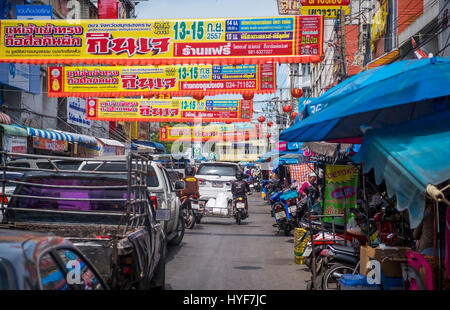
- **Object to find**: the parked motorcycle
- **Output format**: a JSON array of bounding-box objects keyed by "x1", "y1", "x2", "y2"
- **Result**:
[{"x1": 272, "y1": 188, "x2": 298, "y2": 236}]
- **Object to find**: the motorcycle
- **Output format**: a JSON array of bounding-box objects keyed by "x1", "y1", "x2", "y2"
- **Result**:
[
  {"x1": 272, "y1": 188, "x2": 298, "y2": 236},
  {"x1": 233, "y1": 193, "x2": 250, "y2": 225},
  {"x1": 180, "y1": 193, "x2": 200, "y2": 229}
]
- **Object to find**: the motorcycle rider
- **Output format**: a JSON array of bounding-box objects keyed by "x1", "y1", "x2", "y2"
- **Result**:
[
  {"x1": 179, "y1": 166, "x2": 199, "y2": 198},
  {"x1": 231, "y1": 170, "x2": 251, "y2": 216}
]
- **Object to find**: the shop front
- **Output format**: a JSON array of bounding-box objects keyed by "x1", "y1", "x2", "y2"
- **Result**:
[
  {"x1": 0, "y1": 122, "x2": 28, "y2": 161},
  {"x1": 97, "y1": 138, "x2": 125, "y2": 156}
]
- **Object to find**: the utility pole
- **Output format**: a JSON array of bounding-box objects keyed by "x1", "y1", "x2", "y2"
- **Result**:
[{"x1": 338, "y1": 8, "x2": 348, "y2": 81}]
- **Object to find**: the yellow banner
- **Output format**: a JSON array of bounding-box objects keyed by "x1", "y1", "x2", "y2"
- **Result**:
[
  {"x1": 0, "y1": 16, "x2": 324, "y2": 65},
  {"x1": 86, "y1": 98, "x2": 252, "y2": 123},
  {"x1": 300, "y1": 6, "x2": 350, "y2": 18},
  {"x1": 47, "y1": 63, "x2": 276, "y2": 97},
  {"x1": 160, "y1": 123, "x2": 262, "y2": 141}
]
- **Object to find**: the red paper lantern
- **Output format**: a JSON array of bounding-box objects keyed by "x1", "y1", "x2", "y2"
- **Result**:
[
  {"x1": 225, "y1": 120, "x2": 232, "y2": 124},
  {"x1": 282, "y1": 105, "x2": 292, "y2": 113},
  {"x1": 291, "y1": 88, "x2": 303, "y2": 98},
  {"x1": 291, "y1": 112, "x2": 298, "y2": 120},
  {"x1": 242, "y1": 93, "x2": 254, "y2": 101},
  {"x1": 193, "y1": 94, "x2": 205, "y2": 101},
  {"x1": 266, "y1": 133, "x2": 271, "y2": 139},
  {"x1": 258, "y1": 115, "x2": 266, "y2": 123},
  {"x1": 267, "y1": 121, "x2": 273, "y2": 127}
]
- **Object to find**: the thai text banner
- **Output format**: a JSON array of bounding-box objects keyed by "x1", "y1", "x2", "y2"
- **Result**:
[
  {"x1": 86, "y1": 98, "x2": 253, "y2": 123},
  {"x1": 0, "y1": 16, "x2": 324, "y2": 65},
  {"x1": 160, "y1": 123, "x2": 262, "y2": 141},
  {"x1": 47, "y1": 63, "x2": 276, "y2": 97}
]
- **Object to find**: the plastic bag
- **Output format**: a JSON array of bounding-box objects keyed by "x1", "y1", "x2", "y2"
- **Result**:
[
  {"x1": 215, "y1": 193, "x2": 228, "y2": 209},
  {"x1": 206, "y1": 198, "x2": 216, "y2": 209},
  {"x1": 346, "y1": 217, "x2": 362, "y2": 234}
]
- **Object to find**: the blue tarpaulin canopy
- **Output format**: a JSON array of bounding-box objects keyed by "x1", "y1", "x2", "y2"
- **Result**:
[
  {"x1": 131, "y1": 140, "x2": 166, "y2": 153},
  {"x1": 352, "y1": 111, "x2": 450, "y2": 228},
  {"x1": 280, "y1": 57, "x2": 450, "y2": 142}
]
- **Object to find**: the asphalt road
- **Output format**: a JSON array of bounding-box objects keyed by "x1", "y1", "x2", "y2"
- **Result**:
[{"x1": 165, "y1": 193, "x2": 310, "y2": 290}]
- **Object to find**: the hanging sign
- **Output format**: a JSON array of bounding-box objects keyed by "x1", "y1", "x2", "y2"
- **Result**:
[
  {"x1": 47, "y1": 63, "x2": 276, "y2": 97},
  {"x1": 33, "y1": 137, "x2": 68, "y2": 152},
  {"x1": 323, "y1": 164, "x2": 358, "y2": 224},
  {"x1": 160, "y1": 123, "x2": 262, "y2": 142},
  {"x1": 67, "y1": 97, "x2": 92, "y2": 128},
  {"x1": 300, "y1": 0, "x2": 350, "y2": 5},
  {"x1": 277, "y1": 0, "x2": 301, "y2": 15},
  {"x1": 300, "y1": 6, "x2": 350, "y2": 18},
  {"x1": 86, "y1": 98, "x2": 253, "y2": 123},
  {"x1": 0, "y1": 16, "x2": 324, "y2": 65}
]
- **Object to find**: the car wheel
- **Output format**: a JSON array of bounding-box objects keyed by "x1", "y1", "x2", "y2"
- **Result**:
[{"x1": 168, "y1": 213, "x2": 185, "y2": 246}]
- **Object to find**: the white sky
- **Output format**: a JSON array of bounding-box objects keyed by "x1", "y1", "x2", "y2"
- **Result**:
[{"x1": 135, "y1": 0, "x2": 290, "y2": 121}]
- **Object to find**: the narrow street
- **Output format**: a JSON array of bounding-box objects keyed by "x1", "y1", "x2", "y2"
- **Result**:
[{"x1": 165, "y1": 194, "x2": 310, "y2": 290}]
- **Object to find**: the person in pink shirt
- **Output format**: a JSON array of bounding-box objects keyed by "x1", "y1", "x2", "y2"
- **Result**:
[{"x1": 298, "y1": 172, "x2": 317, "y2": 197}]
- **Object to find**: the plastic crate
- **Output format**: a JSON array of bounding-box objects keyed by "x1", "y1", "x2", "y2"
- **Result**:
[{"x1": 339, "y1": 274, "x2": 380, "y2": 290}]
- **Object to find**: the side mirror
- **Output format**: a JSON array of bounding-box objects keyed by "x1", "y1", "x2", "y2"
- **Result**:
[
  {"x1": 174, "y1": 180, "x2": 185, "y2": 191},
  {"x1": 156, "y1": 209, "x2": 171, "y2": 221}
]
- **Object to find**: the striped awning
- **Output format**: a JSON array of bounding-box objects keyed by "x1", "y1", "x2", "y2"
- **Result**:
[
  {"x1": 0, "y1": 112, "x2": 12, "y2": 125},
  {"x1": 26, "y1": 127, "x2": 98, "y2": 145}
]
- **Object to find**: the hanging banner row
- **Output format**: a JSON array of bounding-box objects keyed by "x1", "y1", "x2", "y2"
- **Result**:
[
  {"x1": 160, "y1": 123, "x2": 262, "y2": 142},
  {"x1": 0, "y1": 16, "x2": 324, "y2": 65},
  {"x1": 47, "y1": 63, "x2": 276, "y2": 98},
  {"x1": 86, "y1": 98, "x2": 252, "y2": 123}
]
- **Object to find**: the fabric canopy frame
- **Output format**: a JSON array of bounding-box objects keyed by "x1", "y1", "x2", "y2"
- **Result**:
[
  {"x1": 280, "y1": 57, "x2": 450, "y2": 142},
  {"x1": 352, "y1": 110, "x2": 450, "y2": 228}
]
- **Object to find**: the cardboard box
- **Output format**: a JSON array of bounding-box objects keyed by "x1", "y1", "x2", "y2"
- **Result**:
[{"x1": 360, "y1": 245, "x2": 410, "y2": 278}]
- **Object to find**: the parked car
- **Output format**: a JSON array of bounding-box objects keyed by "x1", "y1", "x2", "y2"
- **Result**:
[
  {"x1": 2, "y1": 153, "x2": 168, "y2": 290},
  {"x1": 78, "y1": 156, "x2": 186, "y2": 246},
  {"x1": 0, "y1": 228, "x2": 109, "y2": 290},
  {"x1": 6, "y1": 158, "x2": 80, "y2": 170},
  {"x1": 0, "y1": 171, "x2": 24, "y2": 222}
]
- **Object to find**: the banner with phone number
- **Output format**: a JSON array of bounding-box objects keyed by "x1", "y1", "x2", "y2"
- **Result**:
[
  {"x1": 160, "y1": 123, "x2": 262, "y2": 142},
  {"x1": 86, "y1": 98, "x2": 253, "y2": 123},
  {"x1": 47, "y1": 63, "x2": 276, "y2": 98},
  {"x1": 0, "y1": 16, "x2": 324, "y2": 65}
]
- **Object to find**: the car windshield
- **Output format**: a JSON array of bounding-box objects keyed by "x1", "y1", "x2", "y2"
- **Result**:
[
  {"x1": 81, "y1": 163, "x2": 159, "y2": 187},
  {"x1": 10, "y1": 177, "x2": 129, "y2": 212},
  {"x1": 196, "y1": 165, "x2": 237, "y2": 177}
]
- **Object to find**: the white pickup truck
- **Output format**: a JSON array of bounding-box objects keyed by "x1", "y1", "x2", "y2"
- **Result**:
[{"x1": 78, "y1": 157, "x2": 185, "y2": 246}]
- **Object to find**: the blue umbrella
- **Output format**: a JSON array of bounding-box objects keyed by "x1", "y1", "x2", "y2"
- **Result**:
[{"x1": 280, "y1": 57, "x2": 450, "y2": 142}]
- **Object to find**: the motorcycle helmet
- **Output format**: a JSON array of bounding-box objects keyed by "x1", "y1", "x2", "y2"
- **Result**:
[
  {"x1": 185, "y1": 166, "x2": 195, "y2": 176},
  {"x1": 236, "y1": 170, "x2": 245, "y2": 180}
]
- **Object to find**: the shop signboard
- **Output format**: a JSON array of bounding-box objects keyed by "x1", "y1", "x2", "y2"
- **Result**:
[
  {"x1": 15, "y1": 5, "x2": 53, "y2": 20},
  {"x1": 86, "y1": 98, "x2": 253, "y2": 123},
  {"x1": 323, "y1": 164, "x2": 358, "y2": 224},
  {"x1": 33, "y1": 137, "x2": 67, "y2": 152},
  {"x1": 0, "y1": 16, "x2": 324, "y2": 65},
  {"x1": 47, "y1": 63, "x2": 276, "y2": 97},
  {"x1": 160, "y1": 123, "x2": 261, "y2": 142},
  {"x1": 300, "y1": 0, "x2": 350, "y2": 5},
  {"x1": 277, "y1": 0, "x2": 300, "y2": 15},
  {"x1": 102, "y1": 145, "x2": 117, "y2": 156},
  {"x1": 300, "y1": 5, "x2": 350, "y2": 18},
  {"x1": 3, "y1": 135, "x2": 27, "y2": 153},
  {"x1": 276, "y1": 141, "x2": 287, "y2": 151},
  {"x1": 67, "y1": 97, "x2": 91, "y2": 128}
]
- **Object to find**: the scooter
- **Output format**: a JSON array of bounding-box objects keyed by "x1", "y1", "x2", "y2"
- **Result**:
[
  {"x1": 233, "y1": 193, "x2": 250, "y2": 225},
  {"x1": 272, "y1": 188, "x2": 298, "y2": 236},
  {"x1": 180, "y1": 193, "x2": 200, "y2": 229}
]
